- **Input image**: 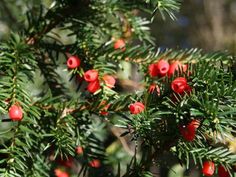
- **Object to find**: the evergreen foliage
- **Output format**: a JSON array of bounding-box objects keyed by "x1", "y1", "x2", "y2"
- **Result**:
[{"x1": 0, "y1": 0, "x2": 235, "y2": 176}]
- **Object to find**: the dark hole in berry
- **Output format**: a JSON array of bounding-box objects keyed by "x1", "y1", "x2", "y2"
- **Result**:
[
  {"x1": 69, "y1": 60, "x2": 73, "y2": 65},
  {"x1": 161, "y1": 67, "x2": 166, "y2": 71},
  {"x1": 174, "y1": 84, "x2": 179, "y2": 90}
]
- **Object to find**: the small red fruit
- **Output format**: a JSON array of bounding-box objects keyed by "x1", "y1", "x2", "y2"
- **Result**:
[
  {"x1": 148, "y1": 63, "x2": 158, "y2": 77},
  {"x1": 218, "y1": 165, "x2": 230, "y2": 177},
  {"x1": 179, "y1": 123, "x2": 196, "y2": 141},
  {"x1": 190, "y1": 119, "x2": 200, "y2": 129},
  {"x1": 87, "y1": 80, "x2": 100, "y2": 93},
  {"x1": 76, "y1": 146, "x2": 83, "y2": 155},
  {"x1": 54, "y1": 169, "x2": 69, "y2": 177},
  {"x1": 84, "y1": 70, "x2": 99, "y2": 82},
  {"x1": 100, "y1": 110, "x2": 108, "y2": 116},
  {"x1": 9, "y1": 105, "x2": 23, "y2": 121},
  {"x1": 156, "y1": 59, "x2": 170, "y2": 77},
  {"x1": 202, "y1": 161, "x2": 215, "y2": 176},
  {"x1": 171, "y1": 77, "x2": 188, "y2": 94},
  {"x1": 168, "y1": 61, "x2": 187, "y2": 77},
  {"x1": 148, "y1": 84, "x2": 160, "y2": 96},
  {"x1": 114, "y1": 39, "x2": 126, "y2": 50},
  {"x1": 89, "y1": 159, "x2": 101, "y2": 168},
  {"x1": 102, "y1": 75, "x2": 116, "y2": 88},
  {"x1": 129, "y1": 102, "x2": 145, "y2": 114},
  {"x1": 67, "y1": 56, "x2": 81, "y2": 69}
]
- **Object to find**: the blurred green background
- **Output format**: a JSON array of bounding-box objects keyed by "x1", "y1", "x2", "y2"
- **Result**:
[
  {"x1": 0, "y1": 0, "x2": 236, "y2": 176},
  {"x1": 2, "y1": 0, "x2": 236, "y2": 51}
]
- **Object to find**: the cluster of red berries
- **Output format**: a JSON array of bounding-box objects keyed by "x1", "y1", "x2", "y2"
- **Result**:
[
  {"x1": 148, "y1": 59, "x2": 196, "y2": 141},
  {"x1": 84, "y1": 69, "x2": 100, "y2": 93},
  {"x1": 66, "y1": 56, "x2": 116, "y2": 93},
  {"x1": 84, "y1": 70, "x2": 115, "y2": 93},
  {"x1": 148, "y1": 60, "x2": 187, "y2": 78},
  {"x1": 148, "y1": 59, "x2": 190, "y2": 94},
  {"x1": 202, "y1": 161, "x2": 230, "y2": 177}
]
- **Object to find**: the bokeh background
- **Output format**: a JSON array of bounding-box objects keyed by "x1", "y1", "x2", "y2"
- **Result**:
[
  {"x1": 0, "y1": 0, "x2": 236, "y2": 176},
  {"x1": 1, "y1": 0, "x2": 236, "y2": 52},
  {"x1": 152, "y1": 0, "x2": 236, "y2": 52}
]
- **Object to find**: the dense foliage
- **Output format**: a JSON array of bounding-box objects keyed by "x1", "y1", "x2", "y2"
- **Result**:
[{"x1": 0, "y1": 0, "x2": 235, "y2": 177}]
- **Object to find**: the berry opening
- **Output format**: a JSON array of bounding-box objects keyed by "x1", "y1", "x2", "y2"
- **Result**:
[
  {"x1": 161, "y1": 67, "x2": 166, "y2": 71},
  {"x1": 85, "y1": 75, "x2": 90, "y2": 80},
  {"x1": 68, "y1": 59, "x2": 73, "y2": 66}
]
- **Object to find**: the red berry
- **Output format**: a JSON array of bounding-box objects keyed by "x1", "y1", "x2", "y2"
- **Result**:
[
  {"x1": 148, "y1": 63, "x2": 158, "y2": 77},
  {"x1": 179, "y1": 123, "x2": 196, "y2": 141},
  {"x1": 156, "y1": 59, "x2": 170, "y2": 77},
  {"x1": 9, "y1": 105, "x2": 23, "y2": 121},
  {"x1": 100, "y1": 110, "x2": 108, "y2": 116},
  {"x1": 54, "y1": 169, "x2": 69, "y2": 177},
  {"x1": 84, "y1": 70, "x2": 99, "y2": 82},
  {"x1": 67, "y1": 56, "x2": 81, "y2": 69},
  {"x1": 102, "y1": 75, "x2": 116, "y2": 88},
  {"x1": 87, "y1": 80, "x2": 100, "y2": 93},
  {"x1": 202, "y1": 161, "x2": 215, "y2": 176},
  {"x1": 114, "y1": 39, "x2": 126, "y2": 50},
  {"x1": 76, "y1": 146, "x2": 83, "y2": 155},
  {"x1": 129, "y1": 102, "x2": 145, "y2": 114},
  {"x1": 89, "y1": 159, "x2": 101, "y2": 168},
  {"x1": 168, "y1": 61, "x2": 187, "y2": 77},
  {"x1": 218, "y1": 165, "x2": 230, "y2": 177},
  {"x1": 148, "y1": 84, "x2": 160, "y2": 95},
  {"x1": 171, "y1": 77, "x2": 188, "y2": 94},
  {"x1": 190, "y1": 119, "x2": 200, "y2": 129}
]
